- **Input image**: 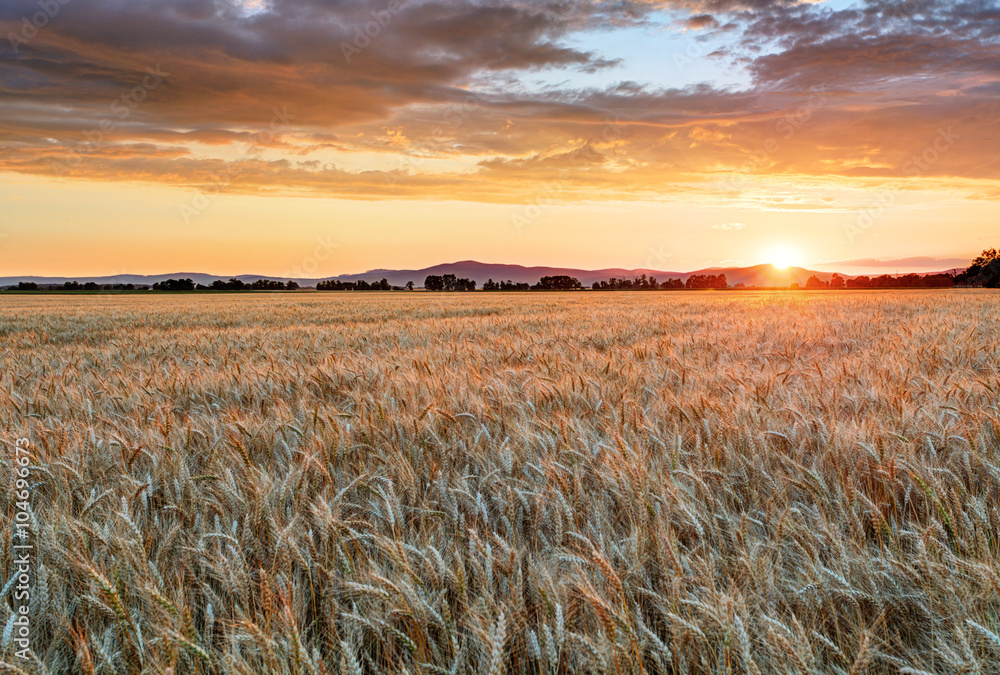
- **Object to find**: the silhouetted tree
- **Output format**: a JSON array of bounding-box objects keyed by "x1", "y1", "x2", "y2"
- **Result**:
[
  {"x1": 955, "y1": 248, "x2": 1000, "y2": 287},
  {"x1": 533, "y1": 275, "x2": 582, "y2": 290},
  {"x1": 152, "y1": 278, "x2": 196, "y2": 291},
  {"x1": 830, "y1": 274, "x2": 845, "y2": 289},
  {"x1": 921, "y1": 274, "x2": 955, "y2": 287},
  {"x1": 686, "y1": 274, "x2": 727, "y2": 289},
  {"x1": 250, "y1": 279, "x2": 288, "y2": 290},
  {"x1": 498, "y1": 280, "x2": 530, "y2": 291},
  {"x1": 317, "y1": 278, "x2": 390, "y2": 291},
  {"x1": 843, "y1": 273, "x2": 954, "y2": 289},
  {"x1": 424, "y1": 274, "x2": 475, "y2": 291},
  {"x1": 205, "y1": 278, "x2": 249, "y2": 291},
  {"x1": 592, "y1": 277, "x2": 684, "y2": 290}
]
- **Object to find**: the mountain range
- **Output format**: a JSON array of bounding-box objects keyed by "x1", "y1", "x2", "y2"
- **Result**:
[{"x1": 0, "y1": 260, "x2": 951, "y2": 289}]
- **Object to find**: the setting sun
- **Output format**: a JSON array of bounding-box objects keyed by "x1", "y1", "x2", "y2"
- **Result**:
[{"x1": 766, "y1": 245, "x2": 802, "y2": 270}]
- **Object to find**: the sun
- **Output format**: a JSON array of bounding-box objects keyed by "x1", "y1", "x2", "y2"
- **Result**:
[{"x1": 766, "y1": 245, "x2": 802, "y2": 270}]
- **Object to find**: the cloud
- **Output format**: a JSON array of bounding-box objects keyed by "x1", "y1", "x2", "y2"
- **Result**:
[
  {"x1": 0, "y1": 0, "x2": 999, "y2": 202},
  {"x1": 820, "y1": 256, "x2": 972, "y2": 270},
  {"x1": 684, "y1": 14, "x2": 719, "y2": 29},
  {"x1": 713, "y1": 222, "x2": 745, "y2": 230}
]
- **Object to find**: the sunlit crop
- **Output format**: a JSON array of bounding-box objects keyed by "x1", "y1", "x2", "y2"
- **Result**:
[{"x1": 2, "y1": 290, "x2": 999, "y2": 674}]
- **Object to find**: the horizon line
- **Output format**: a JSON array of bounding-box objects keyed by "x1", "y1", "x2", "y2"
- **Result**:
[{"x1": 0, "y1": 258, "x2": 968, "y2": 282}]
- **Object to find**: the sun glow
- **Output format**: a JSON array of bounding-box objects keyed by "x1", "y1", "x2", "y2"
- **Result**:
[{"x1": 766, "y1": 245, "x2": 802, "y2": 270}]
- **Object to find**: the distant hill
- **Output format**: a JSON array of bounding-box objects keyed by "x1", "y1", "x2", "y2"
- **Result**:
[
  {"x1": 0, "y1": 273, "x2": 266, "y2": 287},
  {"x1": 331, "y1": 261, "x2": 691, "y2": 288},
  {"x1": 691, "y1": 264, "x2": 841, "y2": 288},
  {"x1": 0, "y1": 261, "x2": 853, "y2": 289}
]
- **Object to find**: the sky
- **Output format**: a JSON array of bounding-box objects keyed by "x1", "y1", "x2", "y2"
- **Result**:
[{"x1": 1, "y1": 0, "x2": 998, "y2": 277}]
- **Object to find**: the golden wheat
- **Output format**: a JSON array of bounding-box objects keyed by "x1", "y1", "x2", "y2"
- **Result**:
[{"x1": 1, "y1": 290, "x2": 998, "y2": 673}]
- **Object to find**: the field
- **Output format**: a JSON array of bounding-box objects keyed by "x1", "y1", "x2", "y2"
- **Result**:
[{"x1": 2, "y1": 290, "x2": 999, "y2": 674}]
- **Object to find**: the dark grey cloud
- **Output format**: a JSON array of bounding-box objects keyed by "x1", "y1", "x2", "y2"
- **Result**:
[
  {"x1": 685, "y1": 14, "x2": 719, "y2": 28},
  {"x1": 740, "y1": 0, "x2": 1000, "y2": 89}
]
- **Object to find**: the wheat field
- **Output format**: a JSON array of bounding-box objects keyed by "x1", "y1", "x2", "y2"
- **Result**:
[{"x1": 1, "y1": 291, "x2": 999, "y2": 674}]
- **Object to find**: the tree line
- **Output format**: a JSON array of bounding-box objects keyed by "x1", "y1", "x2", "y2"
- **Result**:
[
  {"x1": 12, "y1": 281, "x2": 142, "y2": 291},
  {"x1": 592, "y1": 274, "x2": 724, "y2": 290},
  {"x1": 424, "y1": 274, "x2": 477, "y2": 291},
  {"x1": 151, "y1": 278, "x2": 300, "y2": 291},
  {"x1": 804, "y1": 273, "x2": 955, "y2": 289},
  {"x1": 317, "y1": 278, "x2": 405, "y2": 291},
  {"x1": 433, "y1": 275, "x2": 584, "y2": 291},
  {"x1": 482, "y1": 279, "x2": 531, "y2": 291},
  {"x1": 533, "y1": 275, "x2": 583, "y2": 290}
]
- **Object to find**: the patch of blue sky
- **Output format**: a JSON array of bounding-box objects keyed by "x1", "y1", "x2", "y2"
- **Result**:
[{"x1": 522, "y1": 21, "x2": 750, "y2": 94}]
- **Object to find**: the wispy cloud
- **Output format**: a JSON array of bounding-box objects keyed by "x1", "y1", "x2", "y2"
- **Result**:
[{"x1": 818, "y1": 256, "x2": 971, "y2": 270}]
